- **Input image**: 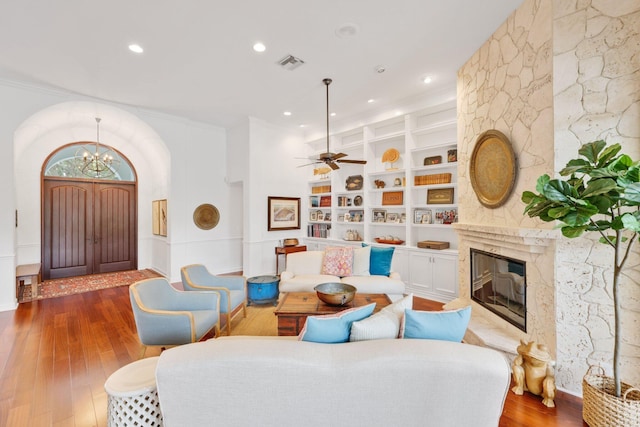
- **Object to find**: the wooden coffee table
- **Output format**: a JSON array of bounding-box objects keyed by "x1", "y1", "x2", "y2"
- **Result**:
[{"x1": 274, "y1": 292, "x2": 391, "y2": 336}]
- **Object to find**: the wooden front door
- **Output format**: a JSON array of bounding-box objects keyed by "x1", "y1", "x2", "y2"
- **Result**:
[{"x1": 42, "y1": 178, "x2": 137, "y2": 280}]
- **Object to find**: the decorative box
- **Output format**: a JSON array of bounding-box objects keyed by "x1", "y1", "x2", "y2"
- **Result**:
[
  {"x1": 382, "y1": 191, "x2": 403, "y2": 205},
  {"x1": 417, "y1": 240, "x2": 450, "y2": 250}
]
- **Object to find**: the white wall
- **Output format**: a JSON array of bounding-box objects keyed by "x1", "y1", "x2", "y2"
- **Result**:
[
  {"x1": 164, "y1": 118, "x2": 242, "y2": 278},
  {"x1": 238, "y1": 117, "x2": 307, "y2": 278},
  {"x1": 0, "y1": 79, "x2": 242, "y2": 310}
]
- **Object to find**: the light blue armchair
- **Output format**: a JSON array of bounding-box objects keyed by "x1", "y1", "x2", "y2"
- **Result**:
[
  {"x1": 129, "y1": 277, "x2": 220, "y2": 357},
  {"x1": 180, "y1": 264, "x2": 247, "y2": 335}
]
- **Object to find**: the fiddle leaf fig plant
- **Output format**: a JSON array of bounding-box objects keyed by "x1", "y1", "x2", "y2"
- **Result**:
[{"x1": 522, "y1": 140, "x2": 640, "y2": 397}]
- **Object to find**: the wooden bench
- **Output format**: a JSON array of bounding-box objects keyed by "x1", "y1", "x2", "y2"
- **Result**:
[{"x1": 16, "y1": 263, "x2": 41, "y2": 300}]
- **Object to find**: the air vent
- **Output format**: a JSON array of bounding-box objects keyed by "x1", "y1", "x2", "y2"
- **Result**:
[{"x1": 278, "y1": 54, "x2": 305, "y2": 71}]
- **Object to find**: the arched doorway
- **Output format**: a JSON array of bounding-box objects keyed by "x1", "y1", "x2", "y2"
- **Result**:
[{"x1": 41, "y1": 142, "x2": 138, "y2": 280}]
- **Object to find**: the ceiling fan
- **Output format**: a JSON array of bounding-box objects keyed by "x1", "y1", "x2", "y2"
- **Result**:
[{"x1": 299, "y1": 78, "x2": 367, "y2": 170}]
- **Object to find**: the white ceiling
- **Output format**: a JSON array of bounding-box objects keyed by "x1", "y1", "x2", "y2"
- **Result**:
[{"x1": 0, "y1": 0, "x2": 523, "y2": 136}]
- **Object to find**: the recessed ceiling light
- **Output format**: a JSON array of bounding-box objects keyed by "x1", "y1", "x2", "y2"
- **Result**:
[
  {"x1": 283, "y1": 111, "x2": 292, "y2": 116},
  {"x1": 299, "y1": 124, "x2": 306, "y2": 128},
  {"x1": 423, "y1": 76, "x2": 433, "y2": 84},
  {"x1": 335, "y1": 23, "x2": 360, "y2": 38},
  {"x1": 367, "y1": 99, "x2": 375, "y2": 104},
  {"x1": 330, "y1": 112, "x2": 336, "y2": 117},
  {"x1": 128, "y1": 44, "x2": 144, "y2": 54},
  {"x1": 253, "y1": 42, "x2": 266, "y2": 53}
]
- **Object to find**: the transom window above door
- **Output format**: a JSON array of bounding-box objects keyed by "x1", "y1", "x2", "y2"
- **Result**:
[{"x1": 44, "y1": 143, "x2": 136, "y2": 181}]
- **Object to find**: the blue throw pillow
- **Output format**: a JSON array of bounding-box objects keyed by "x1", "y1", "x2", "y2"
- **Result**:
[
  {"x1": 402, "y1": 306, "x2": 471, "y2": 342},
  {"x1": 362, "y1": 243, "x2": 394, "y2": 276},
  {"x1": 299, "y1": 303, "x2": 376, "y2": 343}
]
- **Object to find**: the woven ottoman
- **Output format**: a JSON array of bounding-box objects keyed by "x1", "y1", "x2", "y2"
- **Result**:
[{"x1": 104, "y1": 356, "x2": 163, "y2": 426}]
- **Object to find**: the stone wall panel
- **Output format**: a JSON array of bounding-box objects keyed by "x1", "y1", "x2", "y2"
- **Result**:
[{"x1": 458, "y1": 0, "x2": 639, "y2": 394}]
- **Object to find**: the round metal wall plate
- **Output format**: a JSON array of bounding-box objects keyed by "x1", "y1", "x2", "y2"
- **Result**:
[
  {"x1": 469, "y1": 129, "x2": 517, "y2": 209},
  {"x1": 193, "y1": 204, "x2": 220, "y2": 230}
]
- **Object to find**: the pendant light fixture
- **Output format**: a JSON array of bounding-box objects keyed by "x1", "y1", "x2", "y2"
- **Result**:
[{"x1": 76, "y1": 117, "x2": 118, "y2": 178}]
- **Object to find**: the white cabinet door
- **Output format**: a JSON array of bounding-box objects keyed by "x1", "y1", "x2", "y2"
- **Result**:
[
  {"x1": 431, "y1": 253, "x2": 458, "y2": 299},
  {"x1": 408, "y1": 250, "x2": 458, "y2": 302},
  {"x1": 408, "y1": 251, "x2": 434, "y2": 292}
]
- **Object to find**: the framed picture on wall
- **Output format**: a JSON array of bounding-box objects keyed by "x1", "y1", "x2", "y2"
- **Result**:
[
  {"x1": 268, "y1": 196, "x2": 301, "y2": 231},
  {"x1": 159, "y1": 199, "x2": 167, "y2": 236},
  {"x1": 152, "y1": 199, "x2": 168, "y2": 236}
]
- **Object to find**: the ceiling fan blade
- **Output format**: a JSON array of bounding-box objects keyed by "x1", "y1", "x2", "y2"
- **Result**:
[
  {"x1": 327, "y1": 161, "x2": 340, "y2": 170},
  {"x1": 337, "y1": 159, "x2": 367, "y2": 164},
  {"x1": 331, "y1": 152, "x2": 348, "y2": 160},
  {"x1": 297, "y1": 161, "x2": 322, "y2": 168}
]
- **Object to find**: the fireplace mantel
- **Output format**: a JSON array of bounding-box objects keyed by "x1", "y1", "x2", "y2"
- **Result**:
[{"x1": 453, "y1": 223, "x2": 558, "y2": 255}]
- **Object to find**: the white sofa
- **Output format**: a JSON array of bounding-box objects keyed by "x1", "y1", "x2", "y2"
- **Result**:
[
  {"x1": 156, "y1": 336, "x2": 511, "y2": 427},
  {"x1": 280, "y1": 249, "x2": 405, "y2": 294}
]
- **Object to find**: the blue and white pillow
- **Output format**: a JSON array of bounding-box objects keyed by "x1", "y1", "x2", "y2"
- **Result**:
[
  {"x1": 299, "y1": 303, "x2": 376, "y2": 343},
  {"x1": 402, "y1": 306, "x2": 471, "y2": 342}
]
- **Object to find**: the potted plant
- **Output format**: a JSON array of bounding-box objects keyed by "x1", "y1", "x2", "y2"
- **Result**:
[{"x1": 522, "y1": 141, "x2": 640, "y2": 424}]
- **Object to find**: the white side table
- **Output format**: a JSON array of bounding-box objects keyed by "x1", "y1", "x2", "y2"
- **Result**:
[{"x1": 104, "y1": 356, "x2": 163, "y2": 427}]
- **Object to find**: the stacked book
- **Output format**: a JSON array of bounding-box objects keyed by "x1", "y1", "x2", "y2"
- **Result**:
[
  {"x1": 414, "y1": 173, "x2": 452, "y2": 186},
  {"x1": 311, "y1": 185, "x2": 332, "y2": 194}
]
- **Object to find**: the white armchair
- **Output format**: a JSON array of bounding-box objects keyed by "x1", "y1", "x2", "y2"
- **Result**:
[
  {"x1": 180, "y1": 264, "x2": 247, "y2": 335},
  {"x1": 129, "y1": 277, "x2": 220, "y2": 357}
]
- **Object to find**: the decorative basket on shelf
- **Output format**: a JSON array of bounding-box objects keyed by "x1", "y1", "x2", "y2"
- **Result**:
[{"x1": 582, "y1": 366, "x2": 640, "y2": 427}]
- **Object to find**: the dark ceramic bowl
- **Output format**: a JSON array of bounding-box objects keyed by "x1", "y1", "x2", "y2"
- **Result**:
[{"x1": 314, "y1": 282, "x2": 357, "y2": 306}]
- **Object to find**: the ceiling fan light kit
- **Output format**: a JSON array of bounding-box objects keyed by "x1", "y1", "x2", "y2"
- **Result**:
[{"x1": 298, "y1": 78, "x2": 367, "y2": 170}]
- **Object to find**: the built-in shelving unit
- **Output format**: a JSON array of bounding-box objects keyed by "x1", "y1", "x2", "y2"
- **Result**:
[{"x1": 302, "y1": 100, "x2": 459, "y2": 302}]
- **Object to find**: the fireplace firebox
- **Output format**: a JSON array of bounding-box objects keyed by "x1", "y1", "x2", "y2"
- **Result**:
[{"x1": 470, "y1": 249, "x2": 526, "y2": 332}]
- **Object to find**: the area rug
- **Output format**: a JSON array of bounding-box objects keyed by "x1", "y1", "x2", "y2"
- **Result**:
[
  {"x1": 229, "y1": 304, "x2": 278, "y2": 337},
  {"x1": 19, "y1": 269, "x2": 161, "y2": 303}
]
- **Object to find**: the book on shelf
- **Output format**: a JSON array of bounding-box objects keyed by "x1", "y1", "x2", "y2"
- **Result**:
[{"x1": 307, "y1": 223, "x2": 331, "y2": 238}]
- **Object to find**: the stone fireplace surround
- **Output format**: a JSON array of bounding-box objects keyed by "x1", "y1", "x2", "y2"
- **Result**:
[
  {"x1": 453, "y1": 0, "x2": 639, "y2": 396},
  {"x1": 446, "y1": 223, "x2": 558, "y2": 364}
]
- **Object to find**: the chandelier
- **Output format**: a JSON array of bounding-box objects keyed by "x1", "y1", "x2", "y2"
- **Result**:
[{"x1": 76, "y1": 117, "x2": 118, "y2": 178}]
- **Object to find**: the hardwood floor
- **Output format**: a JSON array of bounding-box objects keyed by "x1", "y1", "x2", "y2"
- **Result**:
[{"x1": 0, "y1": 286, "x2": 587, "y2": 426}]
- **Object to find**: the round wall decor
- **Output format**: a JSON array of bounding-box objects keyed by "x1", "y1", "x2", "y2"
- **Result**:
[
  {"x1": 193, "y1": 204, "x2": 220, "y2": 230},
  {"x1": 469, "y1": 129, "x2": 516, "y2": 209}
]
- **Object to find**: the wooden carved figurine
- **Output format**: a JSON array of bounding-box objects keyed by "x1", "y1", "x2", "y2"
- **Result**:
[
  {"x1": 511, "y1": 340, "x2": 556, "y2": 408},
  {"x1": 374, "y1": 179, "x2": 386, "y2": 189}
]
